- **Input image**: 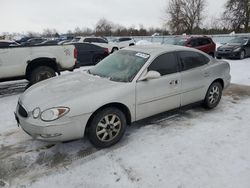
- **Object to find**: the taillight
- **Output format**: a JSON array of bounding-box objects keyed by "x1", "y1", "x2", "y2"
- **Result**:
[
  {"x1": 74, "y1": 48, "x2": 78, "y2": 59},
  {"x1": 104, "y1": 48, "x2": 109, "y2": 54}
]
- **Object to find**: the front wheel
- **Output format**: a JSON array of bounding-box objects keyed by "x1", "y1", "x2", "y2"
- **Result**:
[
  {"x1": 204, "y1": 82, "x2": 222, "y2": 109},
  {"x1": 240, "y1": 50, "x2": 245, "y2": 60},
  {"x1": 87, "y1": 108, "x2": 127, "y2": 148}
]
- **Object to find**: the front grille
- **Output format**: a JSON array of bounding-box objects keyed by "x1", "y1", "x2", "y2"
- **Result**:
[
  {"x1": 18, "y1": 103, "x2": 28, "y2": 118},
  {"x1": 218, "y1": 49, "x2": 232, "y2": 53}
]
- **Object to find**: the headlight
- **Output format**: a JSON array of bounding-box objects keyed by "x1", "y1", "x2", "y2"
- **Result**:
[
  {"x1": 32, "y1": 107, "x2": 41, "y2": 119},
  {"x1": 233, "y1": 47, "x2": 241, "y2": 52},
  {"x1": 41, "y1": 107, "x2": 70, "y2": 122}
]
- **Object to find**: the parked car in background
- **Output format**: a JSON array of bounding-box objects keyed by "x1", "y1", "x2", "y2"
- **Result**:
[
  {"x1": 112, "y1": 37, "x2": 135, "y2": 49},
  {"x1": 15, "y1": 45, "x2": 230, "y2": 148},
  {"x1": 165, "y1": 36, "x2": 216, "y2": 57},
  {"x1": 21, "y1": 38, "x2": 47, "y2": 46},
  {"x1": 36, "y1": 40, "x2": 60, "y2": 46},
  {"x1": 72, "y1": 43, "x2": 109, "y2": 66},
  {"x1": 71, "y1": 36, "x2": 119, "y2": 53},
  {"x1": 15, "y1": 37, "x2": 32, "y2": 44},
  {"x1": 0, "y1": 40, "x2": 20, "y2": 48},
  {"x1": 58, "y1": 40, "x2": 73, "y2": 45},
  {"x1": 216, "y1": 37, "x2": 250, "y2": 59}
]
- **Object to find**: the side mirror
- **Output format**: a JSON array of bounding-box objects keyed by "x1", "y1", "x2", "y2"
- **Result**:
[{"x1": 139, "y1": 71, "x2": 161, "y2": 81}]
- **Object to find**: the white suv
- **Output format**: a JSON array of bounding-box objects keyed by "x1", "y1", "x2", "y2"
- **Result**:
[
  {"x1": 112, "y1": 37, "x2": 136, "y2": 49},
  {"x1": 71, "y1": 37, "x2": 118, "y2": 53}
]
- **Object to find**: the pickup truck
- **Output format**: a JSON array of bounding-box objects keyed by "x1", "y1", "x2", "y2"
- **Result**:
[{"x1": 0, "y1": 43, "x2": 77, "y2": 84}]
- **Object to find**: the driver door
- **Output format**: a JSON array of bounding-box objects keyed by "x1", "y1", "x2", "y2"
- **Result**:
[{"x1": 135, "y1": 52, "x2": 181, "y2": 120}]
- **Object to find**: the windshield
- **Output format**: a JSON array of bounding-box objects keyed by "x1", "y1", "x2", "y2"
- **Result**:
[
  {"x1": 228, "y1": 37, "x2": 249, "y2": 45},
  {"x1": 71, "y1": 38, "x2": 80, "y2": 42},
  {"x1": 89, "y1": 50, "x2": 150, "y2": 82},
  {"x1": 165, "y1": 38, "x2": 187, "y2": 46}
]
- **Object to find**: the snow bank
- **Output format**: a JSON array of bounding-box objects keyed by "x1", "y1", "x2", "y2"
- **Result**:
[{"x1": 136, "y1": 40, "x2": 153, "y2": 45}]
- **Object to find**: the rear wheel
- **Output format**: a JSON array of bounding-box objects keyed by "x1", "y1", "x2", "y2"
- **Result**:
[
  {"x1": 209, "y1": 52, "x2": 215, "y2": 58},
  {"x1": 87, "y1": 108, "x2": 127, "y2": 148},
  {"x1": 93, "y1": 55, "x2": 103, "y2": 65},
  {"x1": 29, "y1": 66, "x2": 56, "y2": 85},
  {"x1": 111, "y1": 47, "x2": 118, "y2": 53},
  {"x1": 204, "y1": 82, "x2": 222, "y2": 109}
]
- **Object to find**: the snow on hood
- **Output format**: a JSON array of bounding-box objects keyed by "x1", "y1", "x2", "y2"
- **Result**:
[{"x1": 19, "y1": 71, "x2": 119, "y2": 111}]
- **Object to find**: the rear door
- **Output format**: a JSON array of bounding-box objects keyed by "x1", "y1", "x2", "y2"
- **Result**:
[
  {"x1": 136, "y1": 52, "x2": 181, "y2": 120},
  {"x1": 177, "y1": 51, "x2": 211, "y2": 106}
]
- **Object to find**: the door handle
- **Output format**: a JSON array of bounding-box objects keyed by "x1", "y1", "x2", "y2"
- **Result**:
[{"x1": 170, "y1": 80, "x2": 179, "y2": 85}]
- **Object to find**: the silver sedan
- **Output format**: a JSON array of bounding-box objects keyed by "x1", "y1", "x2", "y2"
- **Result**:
[{"x1": 15, "y1": 45, "x2": 231, "y2": 148}]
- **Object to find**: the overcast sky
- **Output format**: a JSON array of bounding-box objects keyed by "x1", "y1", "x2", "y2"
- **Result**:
[{"x1": 0, "y1": 0, "x2": 226, "y2": 34}]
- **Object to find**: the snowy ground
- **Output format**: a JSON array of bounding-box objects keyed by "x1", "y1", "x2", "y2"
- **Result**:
[{"x1": 0, "y1": 58, "x2": 250, "y2": 188}]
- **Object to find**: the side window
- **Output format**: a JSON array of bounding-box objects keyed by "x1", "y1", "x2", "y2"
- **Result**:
[
  {"x1": 188, "y1": 39, "x2": 198, "y2": 47},
  {"x1": 178, "y1": 51, "x2": 209, "y2": 71},
  {"x1": 97, "y1": 38, "x2": 108, "y2": 43},
  {"x1": 198, "y1": 38, "x2": 210, "y2": 46},
  {"x1": 148, "y1": 53, "x2": 179, "y2": 76},
  {"x1": 84, "y1": 38, "x2": 93, "y2": 43}
]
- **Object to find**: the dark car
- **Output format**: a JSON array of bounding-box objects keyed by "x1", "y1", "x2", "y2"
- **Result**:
[
  {"x1": 72, "y1": 43, "x2": 109, "y2": 66},
  {"x1": 15, "y1": 37, "x2": 32, "y2": 44},
  {"x1": 21, "y1": 38, "x2": 47, "y2": 46},
  {"x1": 36, "y1": 40, "x2": 59, "y2": 46},
  {"x1": 165, "y1": 36, "x2": 216, "y2": 57},
  {"x1": 216, "y1": 37, "x2": 250, "y2": 59}
]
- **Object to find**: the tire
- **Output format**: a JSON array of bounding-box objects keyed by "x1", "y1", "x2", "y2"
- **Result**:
[
  {"x1": 87, "y1": 108, "x2": 127, "y2": 148},
  {"x1": 93, "y1": 55, "x2": 103, "y2": 65},
  {"x1": 204, "y1": 82, "x2": 222, "y2": 109},
  {"x1": 209, "y1": 52, "x2": 215, "y2": 58},
  {"x1": 29, "y1": 66, "x2": 56, "y2": 85},
  {"x1": 111, "y1": 47, "x2": 118, "y2": 53},
  {"x1": 239, "y1": 50, "x2": 245, "y2": 60}
]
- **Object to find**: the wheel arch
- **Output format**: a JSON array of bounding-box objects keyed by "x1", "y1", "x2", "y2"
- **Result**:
[
  {"x1": 25, "y1": 57, "x2": 59, "y2": 79},
  {"x1": 211, "y1": 78, "x2": 224, "y2": 89},
  {"x1": 85, "y1": 102, "x2": 132, "y2": 132}
]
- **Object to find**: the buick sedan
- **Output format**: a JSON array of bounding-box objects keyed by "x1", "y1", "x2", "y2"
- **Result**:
[{"x1": 15, "y1": 45, "x2": 231, "y2": 148}]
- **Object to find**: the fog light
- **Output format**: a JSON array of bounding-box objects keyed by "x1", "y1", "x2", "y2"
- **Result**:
[{"x1": 40, "y1": 133, "x2": 62, "y2": 138}]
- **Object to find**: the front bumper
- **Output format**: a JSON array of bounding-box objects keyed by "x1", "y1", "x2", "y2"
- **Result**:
[
  {"x1": 216, "y1": 51, "x2": 241, "y2": 59},
  {"x1": 15, "y1": 106, "x2": 92, "y2": 142}
]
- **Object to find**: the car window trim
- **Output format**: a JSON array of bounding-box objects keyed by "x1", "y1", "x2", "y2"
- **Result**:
[
  {"x1": 136, "y1": 51, "x2": 181, "y2": 81},
  {"x1": 176, "y1": 50, "x2": 209, "y2": 72}
]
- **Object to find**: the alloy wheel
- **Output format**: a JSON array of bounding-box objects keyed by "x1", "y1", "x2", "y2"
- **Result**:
[
  {"x1": 96, "y1": 114, "x2": 121, "y2": 142},
  {"x1": 208, "y1": 85, "x2": 220, "y2": 104}
]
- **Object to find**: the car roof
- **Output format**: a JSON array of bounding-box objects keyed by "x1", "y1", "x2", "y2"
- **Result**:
[
  {"x1": 126, "y1": 44, "x2": 201, "y2": 56},
  {"x1": 174, "y1": 35, "x2": 211, "y2": 39}
]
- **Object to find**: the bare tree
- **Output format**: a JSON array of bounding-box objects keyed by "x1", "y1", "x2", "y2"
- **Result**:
[
  {"x1": 95, "y1": 18, "x2": 113, "y2": 36},
  {"x1": 165, "y1": 0, "x2": 206, "y2": 34},
  {"x1": 223, "y1": 0, "x2": 250, "y2": 32},
  {"x1": 42, "y1": 28, "x2": 58, "y2": 37}
]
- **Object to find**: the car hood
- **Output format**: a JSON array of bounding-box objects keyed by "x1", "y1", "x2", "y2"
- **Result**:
[
  {"x1": 20, "y1": 71, "x2": 121, "y2": 111},
  {"x1": 218, "y1": 44, "x2": 241, "y2": 50}
]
